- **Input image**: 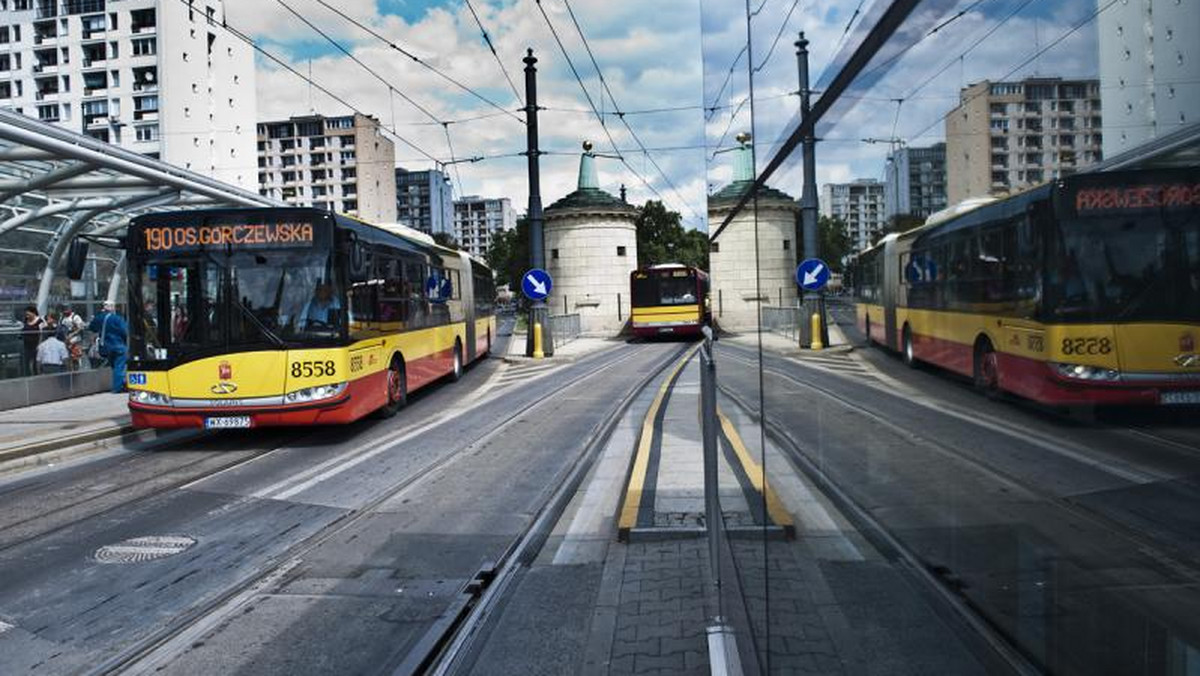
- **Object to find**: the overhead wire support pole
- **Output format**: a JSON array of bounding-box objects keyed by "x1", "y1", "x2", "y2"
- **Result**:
[
  {"x1": 523, "y1": 49, "x2": 553, "y2": 358},
  {"x1": 796, "y1": 32, "x2": 827, "y2": 347}
]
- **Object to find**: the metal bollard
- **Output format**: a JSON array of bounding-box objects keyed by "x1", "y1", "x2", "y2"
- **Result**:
[
  {"x1": 810, "y1": 313, "x2": 824, "y2": 350},
  {"x1": 533, "y1": 322, "x2": 544, "y2": 359}
]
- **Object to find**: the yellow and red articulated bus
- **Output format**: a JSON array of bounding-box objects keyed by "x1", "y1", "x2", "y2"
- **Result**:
[
  {"x1": 630, "y1": 264, "x2": 711, "y2": 338},
  {"x1": 852, "y1": 167, "x2": 1200, "y2": 406},
  {"x1": 124, "y1": 208, "x2": 496, "y2": 429}
]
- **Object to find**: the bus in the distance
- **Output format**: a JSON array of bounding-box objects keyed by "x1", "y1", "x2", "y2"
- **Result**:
[
  {"x1": 124, "y1": 208, "x2": 496, "y2": 428},
  {"x1": 853, "y1": 167, "x2": 1200, "y2": 406},
  {"x1": 630, "y1": 264, "x2": 710, "y2": 338}
]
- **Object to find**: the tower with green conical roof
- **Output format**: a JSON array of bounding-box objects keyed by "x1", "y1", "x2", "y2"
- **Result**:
[
  {"x1": 708, "y1": 138, "x2": 801, "y2": 331},
  {"x1": 543, "y1": 142, "x2": 639, "y2": 334}
]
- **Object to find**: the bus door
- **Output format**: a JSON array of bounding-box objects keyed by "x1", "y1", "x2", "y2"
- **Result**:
[
  {"x1": 457, "y1": 251, "x2": 476, "y2": 362},
  {"x1": 882, "y1": 236, "x2": 900, "y2": 350}
]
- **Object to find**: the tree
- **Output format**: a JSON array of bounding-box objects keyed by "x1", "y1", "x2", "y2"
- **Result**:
[
  {"x1": 813, "y1": 215, "x2": 853, "y2": 272},
  {"x1": 870, "y1": 213, "x2": 924, "y2": 247},
  {"x1": 484, "y1": 217, "x2": 529, "y2": 293},
  {"x1": 431, "y1": 232, "x2": 461, "y2": 250},
  {"x1": 635, "y1": 200, "x2": 709, "y2": 270}
]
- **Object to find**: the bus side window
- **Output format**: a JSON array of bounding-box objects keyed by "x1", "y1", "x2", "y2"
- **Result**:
[
  {"x1": 378, "y1": 255, "x2": 407, "y2": 325},
  {"x1": 405, "y1": 262, "x2": 428, "y2": 330}
]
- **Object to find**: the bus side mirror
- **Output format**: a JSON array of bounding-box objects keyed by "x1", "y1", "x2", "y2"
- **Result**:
[{"x1": 67, "y1": 240, "x2": 89, "y2": 280}]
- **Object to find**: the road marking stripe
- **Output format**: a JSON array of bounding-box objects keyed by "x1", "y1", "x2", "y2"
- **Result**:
[
  {"x1": 617, "y1": 345, "x2": 699, "y2": 536},
  {"x1": 716, "y1": 408, "x2": 795, "y2": 532}
]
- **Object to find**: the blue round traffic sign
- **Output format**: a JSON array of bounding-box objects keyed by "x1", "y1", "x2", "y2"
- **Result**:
[
  {"x1": 521, "y1": 268, "x2": 553, "y2": 300},
  {"x1": 796, "y1": 258, "x2": 831, "y2": 291},
  {"x1": 426, "y1": 274, "x2": 452, "y2": 303}
]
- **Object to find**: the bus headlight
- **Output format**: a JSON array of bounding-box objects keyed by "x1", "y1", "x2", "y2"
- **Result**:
[
  {"x1": 285, "y1": 382, "x2": 348, "y2": 403},
  {"x1": 1052, "y1": 363, "x2": 1121, "y2": 382},
  {"x1": 130, "y1": 390, "x2": 172, "y2": 406}
]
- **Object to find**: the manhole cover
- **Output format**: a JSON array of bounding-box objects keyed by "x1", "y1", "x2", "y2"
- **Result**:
[{"x1": 94, "y1": 536, "x2": 197, "y2": 564}]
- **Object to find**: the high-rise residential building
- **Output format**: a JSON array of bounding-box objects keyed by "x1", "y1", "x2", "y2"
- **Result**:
[
  {"x1": 453, "y1": 195, "x2": 515, "y2": 259},
  {"x1": 821, "y1": 179, "x2": 886, "y2": 253},
  {"x1": 945, "y1": 78, "x2": 1103, "y2": 205},
  {"x1": 883, "y1": 142, "x2": 946, "y2": 221},
  {"x1": 1099, "y1": 0, "x2": 1200, "y2": 158},
  {"x1": 257, "y1": 112, "x2": 397, "y2": 223},
  {"x1": 395, "y1": 167, "x2": 452, "y2": 235},
  {"x1": 0, "y1": 0, "x2": 257, "y2": 189}
]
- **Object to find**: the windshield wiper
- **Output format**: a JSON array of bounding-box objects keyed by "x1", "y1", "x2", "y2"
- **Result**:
[{"x1": 233, "y1": 296, "x2": 287, "y2": 348}]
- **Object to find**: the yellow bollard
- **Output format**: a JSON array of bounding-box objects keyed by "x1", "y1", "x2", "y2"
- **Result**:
[
  {"x1": 533, "y1": 322, "x2": 545, "y2": 359},
  {"x1": 810, "y1": 313, "x2": 824, "y2": 350}
]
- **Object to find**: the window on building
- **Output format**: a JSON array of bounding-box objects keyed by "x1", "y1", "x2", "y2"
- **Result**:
[
  {"x1": 342, "y1": 199, "x2": 357, "y2": 212},
  {"x1": 551, "y1": 249, "x2": 559, "y2": 260},
  {"x1": 341, "y1": 168, "x2": 356, "y2": 180},
  {"x1": 131, "y1": 37, "x2": 155, "y2": 56},
  {"x1": 281, "y1": 155, "x2": 295, "y2": 167},
  {"x1": 617, "y1": 246, "x2": 627, "y2": 257},
  {"x1": 36, "y1": 103, "x2": 58, "y2": 121},
  {"x1": 281, "y1": 170, "x2": 296, "y2": 182},
  {"x1": 710, "y1": 242, "x2": 719, "y2": 253},
  {"x1": 339, "y1": 135, "x2": 355, "y2": 147},
  {"x1": 130, "y1": 8, "x2": 156, "y2": 33},
  {"x1": 340, "y1": 150, "x2": 355, "y2": 161},
  {"x1": 134, "y1": 124, "x2": 158, "y2": 142}
]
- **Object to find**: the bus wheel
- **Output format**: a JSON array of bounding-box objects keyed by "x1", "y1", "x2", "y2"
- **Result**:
[
  {"x1": 450, "y1": 341, "x2": 463, "y2": 382},
  {"x1": 902, "y1": 325, "x2": 916, "y2": 368},
  {"x1": 378, "y1": 357, "x2": 406, "y2": 418},
  {"x1": 973, "y1": 338, "x2": 1001, "y2": 398}
]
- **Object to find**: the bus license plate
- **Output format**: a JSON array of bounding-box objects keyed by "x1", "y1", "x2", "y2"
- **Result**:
[
  {"x1": 205, "y1": 416, "x2": 252, "y2": 429},
  {"x1": 1160, "y1": 391, "x2": 1200, "y2": 406}
]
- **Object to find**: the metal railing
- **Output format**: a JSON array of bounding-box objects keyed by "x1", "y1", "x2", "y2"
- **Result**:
[
  {"x1": 761, "y1": 305, "x2": 803, "y2": 341},
  {"x1": 547, "y1": 313, "x2": 580, "y2": 346}
]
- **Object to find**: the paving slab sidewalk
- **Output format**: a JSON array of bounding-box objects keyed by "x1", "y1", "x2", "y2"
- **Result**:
[{"x1": 0, "y1": 392, "x2": 132, "y2": 464}]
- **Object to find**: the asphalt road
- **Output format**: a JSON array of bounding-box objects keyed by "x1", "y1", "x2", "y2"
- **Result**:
[
  {"x1": 0, "y1": 337, "x2": 682, "y2": 676},
  {"x1": 710, "y1": 301, "x2": 1200, "y2": 676}
]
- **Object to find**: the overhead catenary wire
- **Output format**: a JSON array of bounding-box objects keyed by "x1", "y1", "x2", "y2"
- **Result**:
[
  {"x1": 902, "y1": 0, "x2": 1120, "y2": 144},
  {"x1": 753, "y1": 0, "x2": 803, "y2": 72},
  {"x1": 191, "y1": 1, "x2": 439, "y2": 163},
  {"x1": 559, "y1": 0, "x2": 704, "y2": 224},
  {"x1": 532, "y1": 0, "x2": 671, "y2": 215},
  {"x1": 314, "y1": 0, "x2": 524, "y2": 125},
  {"x1": 463, "y1": 0, "x2": 525, "y2": 107}
]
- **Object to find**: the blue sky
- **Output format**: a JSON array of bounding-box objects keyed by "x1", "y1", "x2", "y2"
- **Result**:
[{"x1": 229, "y1": 0, "x2": 1103, "y2": 230}]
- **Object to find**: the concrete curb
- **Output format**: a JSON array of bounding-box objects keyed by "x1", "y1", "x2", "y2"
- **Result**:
[{"x1": 0, "y1": 422, "x2": 134, "y2": 463}]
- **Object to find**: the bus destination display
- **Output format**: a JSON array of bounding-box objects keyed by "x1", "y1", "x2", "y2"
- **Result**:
[
  {"x1": 141, "y1": 222, "x2": 315, "y2": 252},
  {"x1": 1072, "y1": 181, "x2": 1200, "y2": 214}
]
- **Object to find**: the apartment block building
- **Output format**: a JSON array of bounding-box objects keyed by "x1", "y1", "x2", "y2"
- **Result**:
[
  {"x1": 1099, "y1": 0, "x2": 1200, "y2": 158},
  {"x1": 820, "y1": 179, "x2": 886, "y2": 254},
  {"x1": 946, "y1": 78, "x2": 1103, "y2": 205},
  {"x1": 257, "y1": 112, "x2": 397, "y2": 223},
  {"x1": 883, "y1": 142, "x2": 946, "y2": 221},
  {"x1": 395, "y1": 167, "x2": 452, "y2": 236},
  {"x1": 453, "y1": 195, "x2": 515, "y2": 259},
  {"x1": 0, "y1": 0, "x2": 257, "y2": 189}
]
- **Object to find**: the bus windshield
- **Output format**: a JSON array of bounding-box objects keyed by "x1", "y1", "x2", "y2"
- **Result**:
[
  {"x1": 632, "y1": 273, "x2": 699, "y2": 307},
  {"x1": 1045, "y1": 210, "x2": 1200, "y2": 323},
  {"x1": 131, "y1": 248, "x2": 343, "y2": 362}
]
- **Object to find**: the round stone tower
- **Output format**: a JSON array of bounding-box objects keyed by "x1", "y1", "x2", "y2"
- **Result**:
[
  {"x1": 708, "y1": 139, "x2": 800, "y2": 332},
  {"x1": 544, "y1": 143, "x2": 639, "y2": 335}
]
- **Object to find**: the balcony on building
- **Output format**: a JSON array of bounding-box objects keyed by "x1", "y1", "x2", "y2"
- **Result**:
[
  {"x1": 32, "y1": 48, "x2": 58, "y2": 74},
  {"x1": 33, "y1": 20, "x2": 58, "y2": 45},
  {"x1": 81, "y1": 41, "x2": 107, "y2": 67},
  {"x1": 132, "y1": 93, "x2": 158, "y2": 121},
  {"x1": 132, "y1": 65, "x2": 156, "y2": 92},
  {"x1": 82, "y1": 70, "x2": 107, "y2": 96},
  {"x1": 34, "y1": 75, "x2": 59, "y2": 100},
  {"x1": 82, "y1": 99, "x2": 108, "y2": 126},
  {"x1": 80, "y1": 13, "x2": 106, "y2": 40},
  {"x1": 130, "y1": 8, "x2": 156, "y2": 35}
]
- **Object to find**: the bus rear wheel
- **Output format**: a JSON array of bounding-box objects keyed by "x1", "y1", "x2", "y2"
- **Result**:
[
  {"x1": 377, "y1": 357, "x2": 406, "y2": 418},
  {"x1": 973, "y1": 338, "x2": 1001, "y2": 398},
  {"x1": 449, "y1": 342, "x2": 463, "y2": 382},
  {"x1": 902, "y1": 325, "x2": 916, "y2": 367}
]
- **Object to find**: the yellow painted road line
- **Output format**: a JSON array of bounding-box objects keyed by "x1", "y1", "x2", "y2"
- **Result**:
[
  {"x1": 617, "y1": 345, "x2": 700, "y2": 538},
  {"x1": 716, "y1": 408, "x2": 795, "y2": 535}
]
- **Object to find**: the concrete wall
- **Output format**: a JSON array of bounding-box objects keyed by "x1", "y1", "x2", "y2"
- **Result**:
[
  {"x1": 545, "y1": 212, "x2": 638, "y2": 335},
  {"x1": 0, "y1": 368, "x2": 113, "y2": 412},
  {"x1": 709, "y1": 200, "x2": 798, "y2": 332},
  {"x1": 354, "y1": 116, "x2": 397, "y2": 224}
]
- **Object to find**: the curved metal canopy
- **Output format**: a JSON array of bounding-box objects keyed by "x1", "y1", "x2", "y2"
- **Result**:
[{"x1": 0, "y1": 109, "x2": 283, "y2": 314}]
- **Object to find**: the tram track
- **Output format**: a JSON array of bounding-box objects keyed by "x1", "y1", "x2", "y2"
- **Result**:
[
  {"x1": 84, "y1": 341, "x2": 686, "y2": 676},
  {"x1": 716, "y1": 346, "x2": 1200, "y2": 673}
]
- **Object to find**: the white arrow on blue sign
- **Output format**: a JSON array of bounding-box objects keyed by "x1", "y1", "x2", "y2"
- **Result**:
[
  {"x1": 522, "y1": 268, "x2": 553, "y2": 300},
  {"x1": 425, "y1": 274, "x2": 452, "y2": 302},
  {"x1": 796, "y1": 258, "x2": 831, "y2": 291}
]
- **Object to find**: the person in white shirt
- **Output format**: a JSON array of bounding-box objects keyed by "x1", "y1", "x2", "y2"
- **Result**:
[{"x1": 36, "y1": 329, "x2": 70, "y2": 374}]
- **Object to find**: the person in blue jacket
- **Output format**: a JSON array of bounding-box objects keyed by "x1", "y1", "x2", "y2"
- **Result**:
[{"x1": 89, "y1": 301, "x2": 129, "y2": 393}]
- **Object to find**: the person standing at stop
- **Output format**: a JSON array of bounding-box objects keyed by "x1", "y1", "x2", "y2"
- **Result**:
[{"x1": 89, "y1": 301, "x2": 129, "y2": 393}]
